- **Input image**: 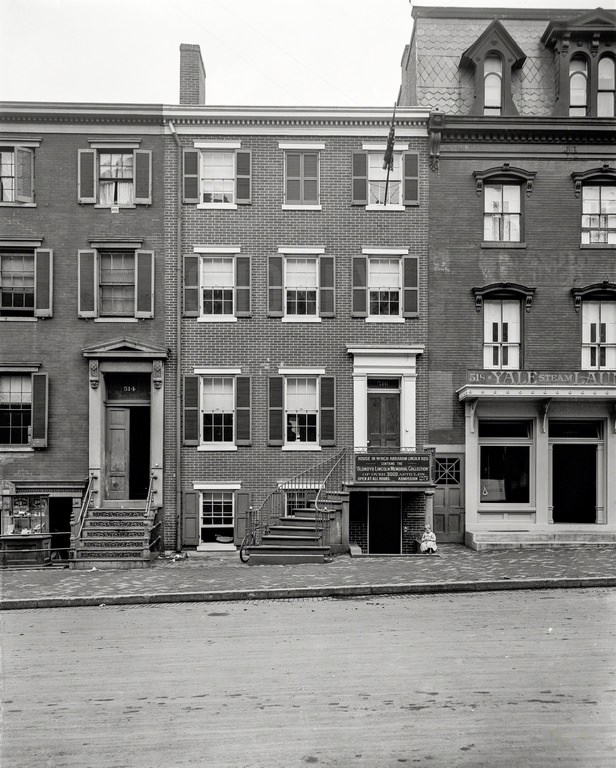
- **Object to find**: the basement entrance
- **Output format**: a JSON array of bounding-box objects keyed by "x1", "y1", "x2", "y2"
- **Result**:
[
  {"x1": 552, "y1": 444, "x2": 596, "y2": 524},
  {"x1": 368, "y1": 494, "x2": 401, "y2": 554}
]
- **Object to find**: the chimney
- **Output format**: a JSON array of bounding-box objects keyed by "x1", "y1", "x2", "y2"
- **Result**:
[{"x1": 179, "y1": 44, "x2": 206, "y2": 105}]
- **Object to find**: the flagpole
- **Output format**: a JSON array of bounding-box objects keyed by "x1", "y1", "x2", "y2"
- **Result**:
[{"x1": 383, "y1": 101, "x2": 397, "y2": 206}]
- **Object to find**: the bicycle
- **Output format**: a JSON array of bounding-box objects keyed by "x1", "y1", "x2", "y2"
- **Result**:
[{"x1": 239, "y1": 516, "x2": 267, "y2": 563}]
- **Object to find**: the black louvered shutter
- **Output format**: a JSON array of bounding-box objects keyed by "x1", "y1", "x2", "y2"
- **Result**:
[
  {"x1": 183, "y1": 375, "x2": 200, "y2": 445},
  {"x1": 268, "y1": 377, "x2": 284, "y2": 445}
]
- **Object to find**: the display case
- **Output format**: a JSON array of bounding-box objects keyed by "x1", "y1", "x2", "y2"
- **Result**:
[{"x1": 1, "y1": 494, "x2": 51, "y2": 566}]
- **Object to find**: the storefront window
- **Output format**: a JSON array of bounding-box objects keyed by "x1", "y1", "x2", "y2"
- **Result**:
[
  {"x1": 479, "y1": 420, "x2": 531, "y2": 504},
  {"x1": 1, "y1": 494, "x2": 49, "y2": 535}
]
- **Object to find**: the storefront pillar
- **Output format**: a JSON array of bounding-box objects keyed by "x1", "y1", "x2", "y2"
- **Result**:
[{"x1": 424, "y1": 488, "x2": 435, "y2": 529}]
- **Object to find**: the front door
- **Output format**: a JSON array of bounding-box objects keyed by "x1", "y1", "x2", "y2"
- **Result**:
[
  {"x1": 105, "y1": 407, "x2": 130, "y2": 499},
  {"x1": 552, "y1": 444, "x2": 596, "y2": 523},
  {"x1": 368, "y1": 495, "x2": 401, "y2": 554},
  {"x1": 367, "y1": 392, "x2": 400, "y2": 448},
  {"x1": 433, "y1": 455, "x2": 465, "y2": 542}
]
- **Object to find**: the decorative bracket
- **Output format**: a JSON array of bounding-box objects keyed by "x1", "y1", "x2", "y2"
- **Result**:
[
  {"x1": 469, "y1": 399, "x2": 478, "y2": 434},
  {"x1": 89, "y1": 360, "x2": 99, "y2": 389},
  {"x1": 541, "y1": 399, "x2": 552, "y2": 434}
]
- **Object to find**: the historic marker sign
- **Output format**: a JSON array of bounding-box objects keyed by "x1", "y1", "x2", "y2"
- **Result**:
[{"x1": 355, "y1": 453, "x2": 431, "y2": 484}]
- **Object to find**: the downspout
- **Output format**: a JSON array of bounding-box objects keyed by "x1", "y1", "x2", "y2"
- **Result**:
[{"x1": 168, "y1": 119, "x2": 183, "y2": 552}]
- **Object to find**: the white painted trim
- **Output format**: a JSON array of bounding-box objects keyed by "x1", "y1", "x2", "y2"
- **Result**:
[
  {"x1": 194, "y1": 367, "x2": 242, "y2": 375},
  {"x1": 197, "y1": 445, "x2": 239, "y2": 452},
  {"x1": 362, "y1": 247, "x2": 408, "y2": 255},
  {"x1": 194, "y1": 246, "x2": 241, "y2": 253},
  {"x1": 197, "y1": 203, "x2": 238, "y2": 210},
  {"x1": 279, "y1": 142, "x2": 325, "y2": 150},
  {"x1": 281, "y1": 205, "x2": 322, "y2": 211},
  {"x1": 281, "y1": 445, "x2": 322, "y2": 452},
  {"x1": 281, "y1": 317, "x2": 322, "y2": 323},
  {"x1": 366, "y1": 205, "x2": 405, "y2": 212},
  {"x1": 93, "y1": 318, "x2": 138, "y2": 323},
  {"x1": 365, "y1": 316, "x2": 406, "y2": 324},
  {"x1": 89, "y1": 140, "x2": 141, "y2": 149},
  {"x1": 278, "y1": 368, "x2": 326, "y2": 375},
  {"x1": 194, "y1": 141, "x2": 242, "y2": 149},
  {"x1": 362, "y1": 142, "x2": 409, "y2": 151},
  {"x1": 278, "y1": 246, "x2": 325, "y2": 254},
  {"x1": 197, "y1": 316, "x2": 238, "y2": 323},
  {"x1": 193, "y1": 482, "x2": 242, "y2": 490},
  {"x1": 0, "y1": 140, "x2": 41, "y2": 147}
]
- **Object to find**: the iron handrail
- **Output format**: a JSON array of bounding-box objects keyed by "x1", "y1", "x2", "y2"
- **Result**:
[{"x1": 76, "y1": 474, "x2": 97, "y2": 541}]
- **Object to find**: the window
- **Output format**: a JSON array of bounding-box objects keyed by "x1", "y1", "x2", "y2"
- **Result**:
[
  {"x1": 581, "y1": 186, "x2": 616, "y2": 244},
  {"x1": 484, "y1": 184, "x2": 521, "y2": 242},
  {"x1": 183, "y1": 374, "x2": 251, "y2": 448},
  {"x1": 200, "y1": 491, "x2": 234, "y2": 544},
  {"x1": 582, "y1": 302, "x2": 616, "y2": 369},
  {"x1": 78, "y1": 248, "x2": 154, "y2": 319},
  {"x1": 78, "y1": 147, "x2": 151, "y2": 206},
  {"x1": 284, "y1": 151, "x2": 319, "y2": 206},
  {"x1": 478, "y1": 420, "x2": 531, "y2": 504},
  {"x1": 352, "y1": 252, "x2": 418, "y2": 320},
  {"x1": 435, "y1": 457, "x2": 461, "y2": 485},
  {"x1": 484, "y1": 54, "x2": 503, "y2": 116},
  {"x1": 0, "y1": 248, "x2": 52, "y2": 319},
  {"x1": 483, "y1": 301, "x2": 520, "y2": 370},
  {"x1": 569, "y1": 55, "x2": 589, "y2": 117},
  {"x1": 268, "y1": 375, "x2": 335, "y2": 448},
  {"x1": 184, "y1": 251, "x2": 251, "y2": 320},
  {"x1": 352, "y1": 152, "x2": 419, "y2": 207},
  {"x1": 182, "y1": 146, "x2": 251, "y2": 207},
  {"x1": 0, "y1": 146, "x2": 35, "y2": 204},
  {"x1": 598, "y1": 56, "x2": 615, "y2": 117},
  {"x1": 267, "y1": 251, "x2": 334, "y2": 319},
  {"x1": 0, "y1": 371, "x2": 48, "y2": 448}
]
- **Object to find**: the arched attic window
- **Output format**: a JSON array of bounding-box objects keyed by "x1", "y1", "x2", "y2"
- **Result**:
[
  {"x1": 459, "y1": 19, "x2": 526, "y2": 118},
  {"x1": 472, "y1": 283, "x2": 535, "y2": 371},
  {"x1": 569, "y1": 54, "x2": 589, "y2": 117},
  {"x1": 598, "y1": 55, "x2": 616, "y2": 117},
  {"x1": 571, "y1": 282, "x2": 616, "y2": 370}
]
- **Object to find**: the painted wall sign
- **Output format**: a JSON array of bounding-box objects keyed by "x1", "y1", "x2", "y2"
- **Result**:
[
  {"x1": 467, "y1": 370, "x2": 616, "y2": 386},
  {"x1": 355, "y1": 453, "x2": 431, "y2": 483}
]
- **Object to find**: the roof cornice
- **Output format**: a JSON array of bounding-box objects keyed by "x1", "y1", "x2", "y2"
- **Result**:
[{"x1": 437, "y1": 115, "x2": 616, "y2": 145}]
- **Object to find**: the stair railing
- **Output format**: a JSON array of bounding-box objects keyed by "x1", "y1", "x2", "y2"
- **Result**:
[
  {"x1": 70, "y1": 473, "x2": 97, "y2": 559},
  {"x1": 314, "y1": 448, "x2": 351, "y2": 547},
  {"x1": 144, "y1": 471, "x2": 162, "y2": 558},
  {"x1": 251, "y1": 449, "x2": 349, "y2": 548}
]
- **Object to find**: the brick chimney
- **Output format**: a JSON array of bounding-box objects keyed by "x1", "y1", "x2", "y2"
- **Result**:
[{"x1": 179, "y1": 44, "x2": 206, "y2": 105}]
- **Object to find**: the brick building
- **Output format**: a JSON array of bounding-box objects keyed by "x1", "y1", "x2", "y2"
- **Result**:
[
  {"x1": 400, "y1": 6, "x2": 616, "y2": 548},
  {"x1": 0, "y1": 102, "x2": 167, "y2": 565},
  {"x1": 164, "y1": 46, "x2": 433, "y2": 559}
]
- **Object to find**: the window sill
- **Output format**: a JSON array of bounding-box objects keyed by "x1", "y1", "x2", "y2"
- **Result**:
[
  {"x1": 480, "y1": 242, "x2": 526, "y2": 249},
  {"x1": 0, "y1": 446, "x2": 34, "y2": 453},
  {"x1": 365, "y1": 205, "x2": 405, "y2": 212},
  {"x1": 94, "y1": 317, "x2": 138, "y2": 323},
  {"x1": 282, "y1": 204, "x2": 322, "y2": 211},
  {"x1": 197, "y1": 316, "x2": 238, "y2": 323},
  {"x1": 197, "y1": 203, "x2": 238, "y2": 210},
  {"x1": 281, "y1": 316, "x2": 322, "y2": 323},
  {"x1": 580, "y1": 243, "x2": 616, "y2": 249},
  {"x1": 0, "y1": 317, "x2": 37, "y2": 322},
  {"x1": 365, "y1": 316, "x2": 405, "y2": 323},
  {"x1": 93, "y1": 204, "x2": 136, "y2": 209},
  {"x1": 0, "y1": 202, "x2": 36, "y2": 208},
  {"x1": 282, "y1": 445, "x2": 322, "y2": 452},
  {"x1": 197, "y1": 445, "x2": 238, "y2": 452}
]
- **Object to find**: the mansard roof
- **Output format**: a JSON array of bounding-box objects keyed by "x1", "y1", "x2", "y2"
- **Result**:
[
  {"x1": 460, "y1": 19, "x2": 526, "y2": 69},
  {"x1": 541, "y1": 9, "x2": 616, "y2": 47}
]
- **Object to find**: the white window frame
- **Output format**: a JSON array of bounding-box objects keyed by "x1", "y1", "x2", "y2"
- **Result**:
[
  {"x1": 283, "y1": 255, "x2": 319, "y2": 321},
  {"x1": 279, "y1": 367, "x2": 325, "y2": 451},
  {"x1": 194, "y1": 246, "x2": 242, "y2": 323},
  {"x1": 581, "y1": 185, "x2": 616, "y2": 245},
  {"x1": 362, "y1": 143, "x2": 408, "y2": 211},
  {"x1": 0, "y1": 250, "x2": 35, "y2": 318},
  {"x1": 483, "y1": 300, "x2": 521, "y2": 370},
  {"x1": 0, "y1": 373, "x2": 32, "y2": 447},
  {"x1": 366, "y1": 255, "x2": 404, "y2": 323},
  {"x1": 0, "y1": 141, "x2": 38, "y2": 207},
  {"x1": 582, "y1": 301, "x2": 616, "y2": 370},
  {"x1": 483, "y1": 54, "x2": 503, "y2": 116},
  {"x1": 195, "y1": 142, "x2": 242, "y2": 210},
  {"x1": 478, "y1": 419, "x2": 534, "y2": 509},
  {"x1": 483, "y1": 183, "x2": 521, "y2": 242},
  {"x1": 198, "y1": 488, "x2": 235, "y2": 544},
  {"x1": 195, "y1": 367, "x2": 242, "y2": 452}
]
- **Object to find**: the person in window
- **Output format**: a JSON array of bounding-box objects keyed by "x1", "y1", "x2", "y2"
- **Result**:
[{"x1": 419, "y1": 525, "x2": 437, "y2": 554}]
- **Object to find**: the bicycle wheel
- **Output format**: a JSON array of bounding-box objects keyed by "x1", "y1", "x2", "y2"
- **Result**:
[{"x1": 239, "y1": 532, "x2": 255, "y2": 563}]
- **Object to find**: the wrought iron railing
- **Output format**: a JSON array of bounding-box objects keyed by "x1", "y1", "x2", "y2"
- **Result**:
[
  {"x1": 314, "y1": 449, "x2": 352, "y2": 547},
  {"x1": 144, "y1": 471, "x2": 162, "y2": 558},
  {"x1": 70, "y1": 474, "x2": 97, "y2": 560}
]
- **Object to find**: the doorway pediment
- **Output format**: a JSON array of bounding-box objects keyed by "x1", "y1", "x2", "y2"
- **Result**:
[{"x1": 82, "y1": 337, "x2": 168, "y2": 359}]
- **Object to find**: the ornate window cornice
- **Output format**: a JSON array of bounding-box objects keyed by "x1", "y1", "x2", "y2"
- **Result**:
[
  {"x1": 473, "y1": 164, "x2": 536, "y2": 197},
  {"x1": 472, "y1": 282, "x2": 536, "y2": 312},
  {"x1": 571, "y1": 164, "x2": 616, "y2": 197},
  {"x1": 571, "y1": 281, "x2": 616, "y2": 311}
]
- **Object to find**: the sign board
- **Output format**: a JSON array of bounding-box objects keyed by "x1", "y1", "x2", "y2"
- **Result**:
[
  {"x1": 467, "y1": 370, "x2": 616, "y2": 386},
  {"x1": 355, "y1": 453, "x2": 432, "y2": 484}
]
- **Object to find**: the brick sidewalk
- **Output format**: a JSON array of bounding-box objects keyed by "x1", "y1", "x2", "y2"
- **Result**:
[{"x1": 2, "y1": 545, "x2": 616, "y2": 609}]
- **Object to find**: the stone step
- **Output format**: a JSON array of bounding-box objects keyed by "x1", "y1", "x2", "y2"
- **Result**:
[
  {"x1": 468, "y1": 531, "x2": 616, "y2": 550},
  {"x1": 82, "y1": 530, "x2": 145, "y2": 539},
  {"x1": 90, "y1": 509, "x2": 147, "y2": 519},
  {"x1": 269, "y1": 523, "x2": 321, "y2": 536},
  {"x1": 261, "y1": 534, "x2": 321, "y2": 546},
  {"x1": 247, "y1": 549, "x2": 329, "y2": 565}
]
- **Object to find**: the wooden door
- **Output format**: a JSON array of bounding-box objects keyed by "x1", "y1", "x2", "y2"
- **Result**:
[
  {"x1": 433, "y1": 455, "x2": 465, "y2": 543},
  {"x1": 367, "y1": 393, "x2": 400, "y2": 448},
  {"x1": 105, "y1": 407, "x2": 130, "y2": 499}
]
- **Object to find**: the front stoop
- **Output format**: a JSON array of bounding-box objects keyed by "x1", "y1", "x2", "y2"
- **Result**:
[
  {"x1": 466, "y1": 530, "x2": 616, "y2": 551},
  {"x1": 72, "y1": 505, "x2": 158, "y2": 569},
  {"x1": 245, "y1": 506, "x2": 334, "y2": 565}
]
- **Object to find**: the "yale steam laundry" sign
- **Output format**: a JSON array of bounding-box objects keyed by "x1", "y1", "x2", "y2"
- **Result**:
[{"x1": 467, "y1": 370, "x2": 616, "y2": 386}]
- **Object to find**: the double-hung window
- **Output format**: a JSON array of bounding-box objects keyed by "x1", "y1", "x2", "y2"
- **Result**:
[
  {"x1": 78, "y1": 245, "x2": 154, "y2": 320},
  {"x1": 483, "y1": 300, "x2": 520, "y2": 369},
  {"x1": 352, "y1": 149, "x2": 419, "y2": 209},
  {"x1": 184, "y1": 248, "x2": 251, "y2": 320},
  {"x1": 598, "y1": 56, "x2": 616, "y2": 117},
  {"x1": 268, "y1": 373, "x2": 335, "y2": 449},
  {"x1": 281, "y1": 144, "x2": 322, "y2": 208},
  {"x1": 352, "y1": 250, "x2": 418, "y2": 321},
  {"x1": 183, "y1": 372, "x2": 251, "y2": 449},
  {"x1": 0, "y1": 144, "x2": 36, "y2": 205},
  {"x1": 484, "y1": 54, "x2": 503, "y2": 116},
  {"x1": 78, "y1": 143, "x2": 152, "y2": 207},
  {"x1": 582, "y1": 301, "x2": 616, "y2": 370},
  {"x1": 581, "y1": 186, "x2": 616, "y2": 244},
  {"x1": 268, "y1": 249, "x2": 334, "y2": 320},
  {"x1": 569, "y1": 55, "x2": 589, "y2": 117},
  {"x1": 0, "y1": 246, "x2": 52, "y2": 319},
  {"x1": 0, "y1": 369, "x2": 48, "y2": 448},
  {"x1": 484, "y1": 184, "x2": 521, "y2": 242},
  {"x1": 183, "y1": 143, "x2": 251, "y2": 208}
]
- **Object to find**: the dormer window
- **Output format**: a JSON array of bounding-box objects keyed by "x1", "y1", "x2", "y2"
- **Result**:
[
  {"x1": 484, "y1": 55, "x2": 503, "y2": 116},
  {"x1": 569, "y1": 55, "x2": 589, "y2": 117},
  {"x1": 598, "y1": 56, "x2": 615, "y2": 117}
]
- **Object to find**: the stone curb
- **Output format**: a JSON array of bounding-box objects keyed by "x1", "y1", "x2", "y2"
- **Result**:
[{"x1": 2, "y1": 576, "x2": 616, "y2": 610}]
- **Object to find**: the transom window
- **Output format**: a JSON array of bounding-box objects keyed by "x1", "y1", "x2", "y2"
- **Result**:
[
  {"x1": 0, "y1": 375, "x2": 31, "y2": 445},
  {"x1": 98, "y1": 152, "x2": 134, "y2": 205},
  {"x1": 484, "y1": 184, "x2": 521, "y2": 242},
  {"x1": 201, "y1": 151, "x2": 235, "y2": 204},
  {"x1": 598, "y1": 56, "x2": 616, "y2": 117},
  {"x1": 286, "y1": 378, "x2": 318, "y2": 445},
  {"x1": 286, "y1": 257, "x2": 318, "y2": 316},
  {"x1": 582, "y1": 186, "x2": 616, "y2": 244},
  {"x1": 369, "y1": 258, "x2": 401, "y2": 316},
  {"x1": 285, "y1": 152, "x2": 319, "y2": 205},
  {"x1": 483, "y1": 300, "x2": 520, "y2": 370},
  {"x1": 484, "y1": 54, "x2": 503, "y2": 115},
  {"x1": 582, "y1": 301, "x2": 616, "y2": 370},
  {"x1": 202, "y1": 377, "x2": 235, "y2": 444},
  {"x1": 0, "y1": 251, "x2": 34, "y2": 317}
]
